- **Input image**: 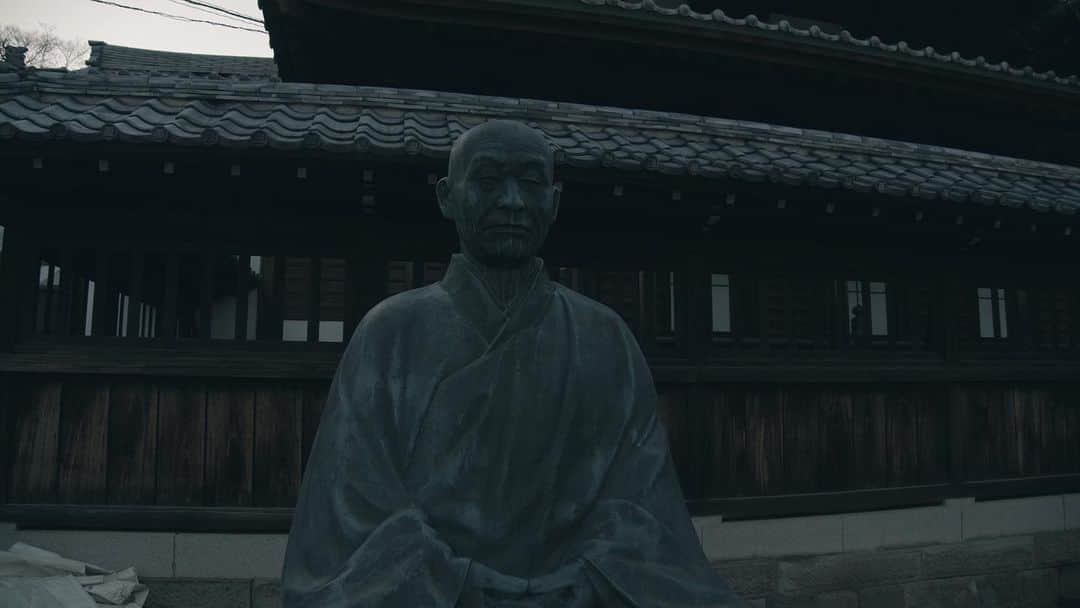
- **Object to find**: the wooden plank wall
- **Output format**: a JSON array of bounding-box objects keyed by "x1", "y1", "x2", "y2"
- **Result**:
[
  {"x1": 657, "y1": 382, "x2": 1077, "y2": 502},
  {"x1": 2, "y1": 373, "x2": 1078, "y2": 507},
  {"x1": 3, "y1": 374, "x2": 328, "y2": 508}
]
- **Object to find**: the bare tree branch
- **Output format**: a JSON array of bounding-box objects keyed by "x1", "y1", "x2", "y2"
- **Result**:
[{"x1": 1, "y1": 23, "x2": 89, "y2": 69}]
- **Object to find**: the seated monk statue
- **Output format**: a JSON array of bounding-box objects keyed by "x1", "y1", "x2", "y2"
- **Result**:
[{"x1": 282, "y1": 120, "x2": 745, "y2": 607}]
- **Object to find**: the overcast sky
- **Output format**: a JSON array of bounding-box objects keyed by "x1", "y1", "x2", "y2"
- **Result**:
[{"x1": 5, "y1": 0, "x2": 273, "y2": 57}]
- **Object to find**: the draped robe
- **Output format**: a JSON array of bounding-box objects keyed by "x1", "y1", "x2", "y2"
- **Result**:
[{"x1": 282, "y1": 255, "x2": 744, "y2": 607}]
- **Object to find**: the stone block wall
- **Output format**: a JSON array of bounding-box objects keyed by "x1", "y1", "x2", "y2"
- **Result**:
[{"x1": 715, "y1": 530, "x2": 1078, "y2": 606}]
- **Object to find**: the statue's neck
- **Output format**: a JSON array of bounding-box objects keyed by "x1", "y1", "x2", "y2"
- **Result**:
[{"x1": 462, "y1": 253, "x2": 542, "y2": 310}]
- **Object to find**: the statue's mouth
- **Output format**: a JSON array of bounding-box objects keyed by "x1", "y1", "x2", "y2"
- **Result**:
[{"x1": 485, "y1": 224, "x2": 530, "y2": 234}]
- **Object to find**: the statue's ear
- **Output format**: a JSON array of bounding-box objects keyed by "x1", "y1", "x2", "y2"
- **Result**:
[
  {"x1": 436, "y1": 177, "x2": 454, "y2": 220},
  {"x1": 551, "y1": 181, "x2": 562, "y2": 224}
]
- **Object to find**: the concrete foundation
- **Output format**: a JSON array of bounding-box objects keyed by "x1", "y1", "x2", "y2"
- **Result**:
[{"x1": 2, "y1": 493, "x2": 1077, "y2": 607}]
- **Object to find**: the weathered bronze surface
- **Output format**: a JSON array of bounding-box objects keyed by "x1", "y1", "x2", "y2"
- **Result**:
[{"x1": 282, "y1": 120, "x2": 745, "y2": 607}]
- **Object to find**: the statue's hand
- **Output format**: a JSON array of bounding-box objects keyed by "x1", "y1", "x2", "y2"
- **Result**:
[
  {"x1": 466, "y1": 560, "x2": 529, "y2": 594},
  {"x1": 527, "y1": 559, "x2": 584, "y2": 592}
]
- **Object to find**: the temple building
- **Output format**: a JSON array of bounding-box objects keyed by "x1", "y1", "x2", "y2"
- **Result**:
[{"x1": 1, "y1": 1, "x2": 1078, "y2": 604}]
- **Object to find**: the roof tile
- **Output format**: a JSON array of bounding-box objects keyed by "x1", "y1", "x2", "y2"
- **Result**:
[{"x1": 1, "y1": 68, "x2": 1078, "y2": 214}]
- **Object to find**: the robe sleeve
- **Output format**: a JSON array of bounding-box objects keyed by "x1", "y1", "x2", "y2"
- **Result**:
[
  {"x1": 281, "y1": 316, "x2": 472, "y2": 607},
  {"x1": 574, "y1": 322, "x2": 747, "y2": 608}
]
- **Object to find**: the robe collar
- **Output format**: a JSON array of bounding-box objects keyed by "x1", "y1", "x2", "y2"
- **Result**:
[{"x1": 440, "y1": 253, "x2": 555, "y2": 348}]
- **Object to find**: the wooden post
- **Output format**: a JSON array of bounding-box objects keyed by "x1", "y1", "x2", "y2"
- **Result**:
[
  {"x1": 0, "y1": 223, "x2": 28, "y2": 350},
  {"x1": 199, "y1": 252, "x2": 217, "y2": 341},
  {"x1": 235, "y1": 255, "x2": 250, "y2": 341},
  {"x1": 161, "y1": 254, "x2": 179, "y2": 341},
  {"x1": 639, "y1": 269, "x2": 657, "y2": 356},
  {"x1": 947, "y1": 384, "x2": 967, "y2": 488},
  {"x1": 685, "y1": 251, "x2": 706, "y2": 364},
  {"x1": 887, "y1": 279, "x2": 899, "y2": 351},
  {"x1": 306, "y1": 257, "x2": 321, "y2": 343},
  {"x1": 126, "y1": 252, "x2": 144, "y2": 339},
  {"x1": 56, "y1": 248, "x2": 75, "y2": 338},
  {"x1": 92, "y1": 250, "x2": 111, "y2": 337},
  {"x1": 783, "y1": 279, "x2": 796, "y2": 353},
  {"x1": 939, "y1": 277, "x2": 959, "y2": 366},
  {"x1": 833, "y1": 278, "x2": 848, "y2": 351}
]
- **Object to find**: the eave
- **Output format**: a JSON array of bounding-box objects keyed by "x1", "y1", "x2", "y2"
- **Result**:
[{"x1": 261, "y1": 0, "x2": 1080, "y2": 107}]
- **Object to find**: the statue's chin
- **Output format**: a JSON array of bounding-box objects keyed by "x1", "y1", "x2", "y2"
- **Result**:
[
  {"x1": 474, "y1": 252, "x2": 533, "y2": 269},
  {"x1": 467, "y1": 236, "x2": 539, "y2": 269}
]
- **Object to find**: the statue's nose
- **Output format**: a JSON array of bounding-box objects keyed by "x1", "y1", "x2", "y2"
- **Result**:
[{"x1": 496, "y1": 180, "x2": 526, "y2": 210}]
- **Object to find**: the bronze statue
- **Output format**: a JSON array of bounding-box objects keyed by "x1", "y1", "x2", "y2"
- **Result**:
[{"x1": 282, "y1": 120, "x2": 744, "y2": 607}]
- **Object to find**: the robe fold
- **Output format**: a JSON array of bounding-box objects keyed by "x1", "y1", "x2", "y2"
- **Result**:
[{"x1": 282, "y1": 254, "x2": 745, "y2": 607}]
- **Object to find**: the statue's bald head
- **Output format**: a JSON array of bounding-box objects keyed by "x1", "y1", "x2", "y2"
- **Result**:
[
  {"x1": 446, "y1": 120, "x2": 554, "y2": 186},
  {"x1": 437, "y1": 120, "x2": 561, "y2": 269}
]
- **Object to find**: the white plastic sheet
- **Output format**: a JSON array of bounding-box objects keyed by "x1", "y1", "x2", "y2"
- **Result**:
[{"x1": 0, "y1": 543, "x2": 148, "y2": 608}]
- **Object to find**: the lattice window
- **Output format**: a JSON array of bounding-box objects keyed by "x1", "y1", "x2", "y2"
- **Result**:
[
  {"x1": 846, "y1": 280, "x2": 889, "y2": 338},
  {"x1": 710, "y1": 273, "x2": 731, "y2": 334},
  {"x1": 977, "y1": 287, "x2": 1009, "y2": 340},
  {"x1": 24, "y1": 250, "x2": 363, "y2": 345}
]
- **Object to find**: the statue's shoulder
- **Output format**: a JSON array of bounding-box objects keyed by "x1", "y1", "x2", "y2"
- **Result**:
[{"x1": 354, "y1": 284, "x2": 450, "y2": 339}]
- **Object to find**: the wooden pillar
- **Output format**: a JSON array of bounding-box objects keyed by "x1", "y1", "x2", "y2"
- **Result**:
[
  {"x1": 947, "y1": 384, "x2": 967, "y2": 487},
  {"x1": 306, "y1": 257, "x2": 322, "y2": 343},
  {"x1": 235, "y1": 255, "x2": 251, "y2": 341},
  {"x1": 685, "y1": 250, "x2": 707, "y2": 364},
  {"x1": 939, "y1": 276, "x2": 960, "y2": 366},
  {"x1": 160, "y1": 253, "x2": 179, "y2": 341},
  {"x1": 17, "y1": 233, "x2": 41, "y2": 342},
  {"x1": 0, "y1": 223, "x2": 29, "y2": 350}
]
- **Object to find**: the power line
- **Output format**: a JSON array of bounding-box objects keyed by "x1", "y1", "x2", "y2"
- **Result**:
[
  {"x1": 88, "y1": 0, "x2": 267, "y2": 33},
  {"x1": 163, "y1": 0, "x2": 262, "y2": 26},
  {"x1": 169, "y1": 0, "x2": 264, "y2": 25}
]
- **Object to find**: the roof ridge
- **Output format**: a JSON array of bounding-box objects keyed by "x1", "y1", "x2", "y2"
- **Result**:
[
  {"x1": 85, "y1": 41, "x2": 277, "y2": 79},
  {"x1": 571, "y1": 0, "x2": 1080, "y2": 89}
]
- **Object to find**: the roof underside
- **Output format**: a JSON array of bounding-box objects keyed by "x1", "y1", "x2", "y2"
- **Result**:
[{"x1": 1, "y1": 67, "x2": 1078, "y2": 215}]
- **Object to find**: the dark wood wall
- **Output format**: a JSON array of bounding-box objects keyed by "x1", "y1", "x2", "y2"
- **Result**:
[
  {"x1": 4, "y1": 372, "x2": 1078, "y2": 524},
  {"x1": 1, "y1": 374, "x2": 328, "y2": 510}
]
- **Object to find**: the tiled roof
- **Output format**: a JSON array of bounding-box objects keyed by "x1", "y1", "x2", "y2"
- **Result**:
[
  {"x1": 1, "y1": 68, "x2": 1078, "y2": 214},
  {"x1": 86, "y1": 41, "x2": 278, "y2": 80},
  {"x1": 562, "y1": 0, "x2": 1080, "y2": 89}
]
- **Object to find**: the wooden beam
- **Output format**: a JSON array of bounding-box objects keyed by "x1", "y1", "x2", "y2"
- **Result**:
[{"x1": 3, "y1": 473, "x2": 1077, "y2": 530}]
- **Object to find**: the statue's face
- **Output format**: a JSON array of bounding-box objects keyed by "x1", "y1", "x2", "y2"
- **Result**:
[{"x1": 437, "y1": 123, "x2": 561, "y2": 268}]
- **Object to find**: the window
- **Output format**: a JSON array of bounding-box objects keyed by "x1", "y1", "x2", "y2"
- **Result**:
[
  {"x1": 710, "y1": 273, "x2": 731, "y2": 333},
  {"x1": 21, "y1": 250, "x2": 361, "y2": 345},
  {"x1": 977, "y1": 287, "x2": 1008, "y2": 339},
  {"x1": 846, "y1": 280, "x2": 888, "y2": 337},
  {"x1": 281, "y1": 257, "x2": 347, "y2": 343},
  {"x1": 386, "y1": 260, "x2": 447, "y2": 295}
]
